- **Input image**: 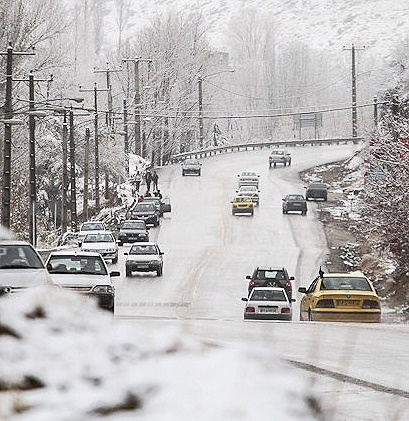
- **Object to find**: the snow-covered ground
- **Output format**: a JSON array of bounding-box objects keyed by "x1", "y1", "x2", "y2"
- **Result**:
[{"x1": 0, "y1": 287, "x2": 321, "y2": 420}]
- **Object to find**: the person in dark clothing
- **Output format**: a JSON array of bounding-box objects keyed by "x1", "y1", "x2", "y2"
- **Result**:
[
  {"x1": 145, "y1": 170, "x2": 152, "y2": 191},
  {"x1": 154, "y1": 189, "x2": 163, "y2": 199},
  {"x1": 134, "y1": 171, "x2": 142, "y2": 192},
  {"x1": 152, "y1": 170, "x2": 159, "y2": 192}
]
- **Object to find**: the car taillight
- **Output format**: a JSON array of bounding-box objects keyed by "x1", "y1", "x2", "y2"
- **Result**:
[
  {"x1": 249, "y1": 280, "x2": 255, "y2": 288},
  {"x1": 315, "y1": 299, "x2": 335, "y2": 308},
  {"x1": 285, "y1": 280, "x2": 291, "y2": 289},
  {"x1": 246, "y1": 306, "x2": 255, "y2": 313},
  {"x1": 281, "y1": 307, "x2": 291, "y2": 314},
  {"x1": 362, "y1": 300, "x2": 380, "y2": 309}
]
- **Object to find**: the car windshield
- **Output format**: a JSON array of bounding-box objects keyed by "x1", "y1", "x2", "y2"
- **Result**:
[
  {"x1": 0, "y1": 245, "x2": 45, "y2": 269},
  {"x1": 122, "y1": 221, "x2": 145, "y2": 230},
  {"x1": 80, "y1": 222, "x2": 105, "y2": 231},
  {"x1": 83, "y1": 233, "x2": 114, "y2": 243},
  {"x1": 133, "y1": 203, "x2": 155, "y2": 211},
  {"x1": 129, "y1": 245, "x2": 158, "y2": 255},
  {"x1": 241, "y1": 172, "x2": 256, "y2": 177},
  {"x1": 309, "y1": 183, "x2": 326, "y2": 189},
  {"x1": 320, "y1": 277, "x2": 372, "y2": 291},
  {"x1": 250, "y1": 289, "x2": 287, "y2": 301},
  {"x1": 256, "y1": 270, "x2": 285, "y2": 280},
  {"x1": 287, "y1": 195, "x2": 304, "y2": 201},
  {"x1": 185, "y1": 159, "x2": 199, "y2": 165},
  {"x1": 235, "y1": 196, "x2": 251, "y2": 203},
  {"x1": 47, "y1": 255, "x2": 107, "y2": 275},
  {"x1": 272, "y1": 150, "x2": 284, "y2": 155}
]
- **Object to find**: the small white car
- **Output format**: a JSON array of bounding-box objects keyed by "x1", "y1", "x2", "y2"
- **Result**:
[
  {"x1": 124, "y1": 242, "x2": 164, "y2": 277},
  {"x1": 181, "y1": 158, "x2": 202, "y2": 176},
  {"x1": 269, "y1": 149, "x2": 291, "y2": 167},
  {"x1": 45, "y1": 251, "x2": 119, "y2": 312},
  {"x1": 237, "y1": 171, "x2": 259, "y2": 188},
  {"x1": 0, "y1": 240, "x2": 53, "y2": 296},
  {"x1": 236, "y1": 185, "x2": 260, "y2": 205},
  {"x1": 77, "y1": 221, "x2": 108, "y2": 244},
  {"x1": 81, "y1": 232, "x2": 118, "y2": 264},
  {"x1": 241, "y1": 287, "x2": 294, "y2": 320}
]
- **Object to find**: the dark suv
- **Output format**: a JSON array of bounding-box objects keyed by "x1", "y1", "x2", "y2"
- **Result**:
[{"x1": 246, "y1": 267, "x2": 294, "y2": 300}]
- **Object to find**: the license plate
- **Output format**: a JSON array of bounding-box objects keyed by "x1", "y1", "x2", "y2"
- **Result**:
[
  {"x1": 138, "y1": 265, "x2": 149, "y2": 269},
  {"x1": 337, "y1": 300, "x2": 359, "y2": 306},
  {"x1": 259, "y1": 307, "x2": 277, "y2": 313}
]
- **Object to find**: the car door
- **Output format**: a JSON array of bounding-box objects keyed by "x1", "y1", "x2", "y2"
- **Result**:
[
  {"x1": 300, "y1": 277, "x2": 319, "y2": 319},
  {"x1": 161, "y1": 197, "x2": 171, "y2": 213}
]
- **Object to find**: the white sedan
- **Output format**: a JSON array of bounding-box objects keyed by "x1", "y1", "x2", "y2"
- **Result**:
[
  {"x1": 237, "y1": 171, "x2": 259, "y2": 188},
  {"x1": 81, "y1": 232, "x2": 118, "y2": 264},
  {"x1": 241, "y1": 287, "x2": 294, "y2": 321}
]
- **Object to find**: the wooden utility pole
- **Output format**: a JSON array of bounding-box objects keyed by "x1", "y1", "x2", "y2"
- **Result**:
[
  {"x1": 0, "y1": 43, "x2": 35, "y2": 229},
  {"x1": 83, "y1": 128, "x2": 90, "y2": 220}
]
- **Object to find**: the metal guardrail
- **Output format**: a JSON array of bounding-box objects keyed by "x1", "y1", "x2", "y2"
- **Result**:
[{"x1": 170, "y1": 137, "x2": 364, "y2": 163}]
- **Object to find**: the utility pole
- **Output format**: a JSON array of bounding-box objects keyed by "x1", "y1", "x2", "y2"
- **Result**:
[
  {"x1": 69, "y1": 110, "x2": 77, "y2": 232},
  {"x1": 61, "y1": 112, "x2": 68, "y2": 233},
  {"x1": 122, "y1": 57, "x2": 152, "y2": 156},
  {"x1": 83, "y1": 128, "x2": 90, "y2": 220},
  {"x1": 79, "y1": 82, "x2": 109, "y2": 214},
  {"x1": 198, "y1": 76, "x2": 204, "y2": 149},
  {"x1": 123, "y1": 98, "x2": 129, "y2": 176},
  {"x1": 373, "y1": 97, "x2": 378, "y2": 128},
  {"x1": 13, "y1": 72, "x2": 51, "y2": 245},
  {"x1": 0, "y1": 43, "x2": 35, "y2": 229},
  {"x1": 94, "y1": 63, "x2": 122, "y2": 127},
  {"x1": 343, "y1": 44, "x2": 366, "y2": 138}
]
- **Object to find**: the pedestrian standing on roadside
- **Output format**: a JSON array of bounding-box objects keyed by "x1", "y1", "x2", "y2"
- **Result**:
[
  {"x1": 152, "y1": 170, "x2": 159, "y2": 192},
  {"x1": 145, "y1": 169, "x2": 152, "y2": 192},
  {"x1": 134, "y1": 171, "x2": 142, "y2": 193}
]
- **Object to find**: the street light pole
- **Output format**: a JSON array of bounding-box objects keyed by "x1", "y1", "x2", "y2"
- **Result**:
[
  {"x1": 61, "y1": 112, "x2": 68, "y2": 233},
  {"x1": 69, "y1": 110, "x2": 77, "y2": 232},
  {"x1": 123, "y1": 98, "x2": 129, "y2": 176},
  {"x1": 28, "y1": 73, "x2": 36, "y2": 245}
]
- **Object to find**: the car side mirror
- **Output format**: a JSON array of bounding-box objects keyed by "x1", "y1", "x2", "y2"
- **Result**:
[
  {"x1": 160, "y1": 251, "x2": 164, "y2": 255},
  {"x1": 291, "y1": 298, "x2": 296, "y2": 302},
  {"x1": 241, "y1": 297, "x2": 248, "y2": 302},
  {"x1": 290, "y1": 276, "x2": 295, "y2": 280},
  {"x1": 110, "y1": 271, "x2": 120, "y2": 277},
  {"x1": 245, "y1": 275, "x2": 251, "y2": 280},
  {"x1": 298, "y1": 287, "x2": 307, "y2": 293},
  {"x1": 124, "y1": 252, "x2": 129, "y2": 255}
]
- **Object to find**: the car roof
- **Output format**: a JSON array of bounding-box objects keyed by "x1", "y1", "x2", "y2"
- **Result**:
[
  {"x1": 321, "y1": 272, "x2": 367, "y2": 279},
  {"x1": 130, "y1": 242, "x2": 157, "y2": 246},
  {"x1": 255, "y1": 266, "x2": 286, "y2": 271},
  {"x1": 0, "y1": 240, "x2": 34, "y2": 246},
  {"x1": 47, "y1": 250, "x2": 103, "y2": 258}
]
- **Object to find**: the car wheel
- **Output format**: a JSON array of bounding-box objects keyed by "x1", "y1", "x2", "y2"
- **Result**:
[
  {"x1": 198, "y1": 170, "x2": 201, "y2": 176},
  {"x1": 232, "y1": 210, "x2": 235, "y2": 215},
  {"x1": 117, "y1": 241, "x2": 123, "y2": 247},
  {"x1": 126, "y1": 268, "x2": 132, "y2": 277},
  {"x1": 250, "y1": 210, "x2": 254, "y2": 216},
  {"x1": 289, "y1": 160, "x2": 292, "y2": 166},
  {"x1": 324, "y1": 196, "x2": 327, "y2": 201},
  {"x1": 155, "y1": 217, "x2": 160, "y2": 227},
  {"x1": 269, "y1": 163, "x2": 272, "y2": 168},
  {"x1": 302, "y1": 210, "x2": 307, "y2": 215},
  {"x1": 157, "y1": 267, "x2": 163, "y2": 276},
  {"x1": 284, "y1": 162, "x2": 287, "y2": 166},
  {"x1": 182, "y1": 171, "x2": 185, "y2": 176},
  {"x1": 273, "y1": 162, "x2": 276, "y2": 167},
  {"x1": 308, "y1": 309, "x2": 313, "y2": 321}
]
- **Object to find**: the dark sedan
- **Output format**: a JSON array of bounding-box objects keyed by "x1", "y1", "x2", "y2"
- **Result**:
[
  {"x1": 128, "y1": 202, "x2": 160, "y2": 227},
  {"x1": 117, "y1": 219, "x2": 149, "y2": 246},
  {"x1": 305, "y1": 182, "x2": 328, "y2": 201},
  {"x1": 282, "y1": 194, "x2": 307, "y2": 215}
]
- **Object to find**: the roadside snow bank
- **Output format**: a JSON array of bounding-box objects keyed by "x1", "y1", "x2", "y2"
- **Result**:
[{"x1": 0, "y1": 288, "x2": 322, "y2": 420}]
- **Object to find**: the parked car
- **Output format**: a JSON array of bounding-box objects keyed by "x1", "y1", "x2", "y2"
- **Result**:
[
  {"x1": 181, "y1": 158, "x2": 202, "y2": 176},
  {"x1": 282, "y1": 194, "x2": 307, "y2": 215},
  {"x1": 80, "y1": 232, "x2": 118, "y2": 264},
  {"x1": 128, "y1": 202, "x2": 160, "y2": 227},
  {"x1": 269, "y1": 149, "x2": 291, "y2": 167},
  {"x1": 0, "y1": 240, "x2": 53, "y2": 296},
  {"x1": 117, "y1": 219, "x2": 149, "y2": 246},
  {"x1": 77, "y1": 221, "x2": 108, "y2": 244},
  {"x1": 236, "y1": 185, "x2": 260, "y2": 205},
  {"x1": 246, "y1": 266, "x2": 294, "y2": 300},
  {"x1": 237, "y1": 171, "x2": 259, "y2": 188},
  {"x1": 298, "y1": 271, "x2": 381, "y2": 322},
  {"x1": 231, "y1": 195, "x2": 254, "y2": 216},
  {"x1": 124, "y1": 242, "x2": 164, "y2": 277},
  {"x1": 242, "y1": 287, "x2": 293, "y2": 320},
  {"x1": 305, "y1": 182, "x2": 328, "y2": 201},
  {"x1": 143, "y1": 196, "x2": 172, "y2": 217},
  {"x1": 45, "y1": 251, "x2": 119, "y2": 312}
]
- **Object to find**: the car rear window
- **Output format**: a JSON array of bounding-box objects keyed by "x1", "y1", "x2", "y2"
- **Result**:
[
  {"x1": 0, "y1": 245, "x2": 44, "y2": 269},
  {"x1": 320, "y1": 277, "x2": 372, "y2": 291},
  {"x1": 122, "y1": 221, "x2": 145, "y2": 229},
  {"x1": 255, "y1": 270, "x2": 286, "y2": 280},
  {"x1": 250, "y1": 289, "x2": 287, "y2": 301}
]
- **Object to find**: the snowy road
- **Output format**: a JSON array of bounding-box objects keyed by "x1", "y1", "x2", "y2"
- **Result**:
[{"x1": 112, "y1": 144, "x2": 409, "y2": 420}]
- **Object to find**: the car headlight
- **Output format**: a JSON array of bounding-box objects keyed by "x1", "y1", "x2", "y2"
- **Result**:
[
  {"x1": 149, "y1": 260, "x2": 160, "y2": 265},
  {"x1": 92, "y1": 285, "x2": 114, "y2": 294}
]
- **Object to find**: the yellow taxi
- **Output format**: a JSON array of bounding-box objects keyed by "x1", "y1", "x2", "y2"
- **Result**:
[
  {"x1": 231, "y1": 195, "x2": 254, "y2": 216},
  {"x1": 298, "y1": 271, "x2": 381, "y2": 322}
]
